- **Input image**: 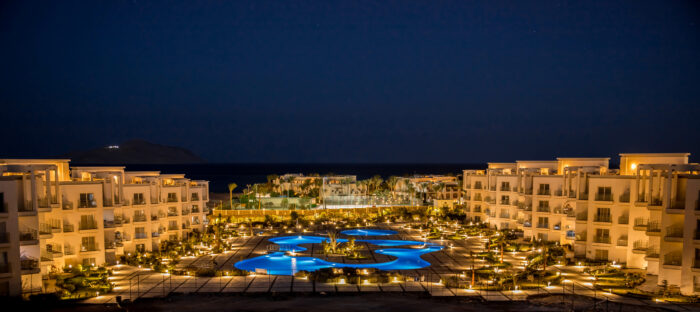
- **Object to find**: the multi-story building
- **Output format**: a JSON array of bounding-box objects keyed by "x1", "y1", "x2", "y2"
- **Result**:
[
  {"x1": 272, "y1": 174, "x2": 321, "y2": 196},
  {"x1": 463, "y1": 153, "x2": 700, "y2": 295},
  {"x1": 395, "y1": 175, "x2": 462, "y2": 208},
  {"x1": 0, "y1": 159, "x2": 209, "y2": 296}
]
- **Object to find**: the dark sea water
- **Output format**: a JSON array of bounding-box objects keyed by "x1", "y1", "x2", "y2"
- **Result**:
[{"x1": 108, "y1": 163, "x2": 486, "y2": 194}]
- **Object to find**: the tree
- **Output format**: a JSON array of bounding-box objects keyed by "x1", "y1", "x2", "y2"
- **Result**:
[{"x1": 227, "y1": 183, "x2": 237, "y2": 210}]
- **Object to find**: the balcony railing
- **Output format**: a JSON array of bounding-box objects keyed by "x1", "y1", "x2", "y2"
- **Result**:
[
  {"x1": 594, "y1": 214, "x2": 612, "y2": 223},
  {"x1": 80, "y1": 244, "x2": 100, "y2": 253},
  {"x1": 665, "y1": 226, "x2": 684, "y2": 239},
  {"x1": 595, "y1": 193, "x2": 613, "y2": 201},
  {"x1": 133, "y1": 215, "x2": 147, "y2": 223},
  {"x1": 618, "y1": 215, "x2": 629, "y2": 224},
  {"x1": 167, "y1": 211, "x2": 178, "y2": 217},
  {"x1": 632, "y1": 241, "x2": 648, "y2": 251},
  {"x1": 167, "y1": 197, "x2": 178, "y2": 203},
  {"x1": 537, "y1": 206, "x2": 550, "y2": 213},
  {"x1": 538, "y1": 189, "x2": 551, "y2": 196},
  {"x1": 63, "y1": 224, "x2": 74, "y2": 233},
  {"x1": 135, "y1": 233, "x2": 148, "y2": 239},
  {"x1": 78, "y1": 200, "x2": 98, "y2": 208},
  {"x1": 168, "y1": 225, "x2": 179, "y2": 231},
  {"x1": 62, "y1": 200, "x2": 74, "y2": 210},
  {"x1": 500, "y1": 186, "x2": 511, "y2": 192},
  {"x1": 593, "y1": 236, "x2": 611, "y2": 244},
  {"x1": 21, "y1": 259, "x2": 39, "y2": 271},
  {"x1": 663, "y1": 254, "x2": 682, "y2": 266},
  {"x1": 575, "y1": 233, "x2": 587, "y2": 241},
  {"x1": 79, "y1": 221, "x2": 98, "y2": 231},
  {"x1": 617, "y1": 238, "x2": 628, "y2": 246},
  {"x1": 537, "y1": 223, "x2": 549, "y2": 229},
  {"x1": 619, "y1": 192, "x2": 630, "y2": 203},
  {"x1": 192, "y1": 207, "x2": 200, "y2": 213},
  {"x1": 576, "y1": 213, "x2": 588, "y2": 221},
  {"x1": 103, "y1": 220, "x2": 115, "y2": 228},
  {"x1": 19, "y1": 230, "x2": 38, "y2": 242}
]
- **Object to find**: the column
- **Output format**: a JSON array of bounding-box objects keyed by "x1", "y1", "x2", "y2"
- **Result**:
[
  {"x1": 54, "y1": 167, "x2": 59, "y2": 203},
  {"x1": 45, "y1": 168, "x2": 51, "y2": 206},
  {"x1": 30, "y1": 167, "x2": 37, "y2": 211}
]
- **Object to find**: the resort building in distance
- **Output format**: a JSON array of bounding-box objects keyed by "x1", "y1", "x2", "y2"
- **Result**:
[
  {"x1": 0, "y1": 159, "x2": 210, "y2": 296},
  {"x1": 462, "y1": 153, "x2": 700, "y2": 295}
]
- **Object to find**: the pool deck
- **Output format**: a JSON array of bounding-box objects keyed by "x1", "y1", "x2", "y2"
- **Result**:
[{"x1": 82, "y1": 225, "x2": 695, "y2": 311}]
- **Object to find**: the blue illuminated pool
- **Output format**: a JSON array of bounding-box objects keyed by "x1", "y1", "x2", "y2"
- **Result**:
[
  {"x1": 340, "y1": 229, "x2": 397, "y2": 236},
  {"x1": 234, "y1": 235, "x2": 442, "y2": 275}
]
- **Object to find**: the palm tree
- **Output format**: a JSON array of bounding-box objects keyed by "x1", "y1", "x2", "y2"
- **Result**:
[
  {"x1": 387, "y1": 176, "x2": 399, "y2": 201},
  {"x1": 227, "y1": 183, "x2": 237, "y2": 210}
]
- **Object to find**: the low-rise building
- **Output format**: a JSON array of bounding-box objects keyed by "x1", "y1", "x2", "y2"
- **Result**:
[
  {"x1": 463, "y1": 153, "x2": 700, "y2": 295},
  {"x1": 0, "y1": 159, "x2": 209, "y2": 296}
]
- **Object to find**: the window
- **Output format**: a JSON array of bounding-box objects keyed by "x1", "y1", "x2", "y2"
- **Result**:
[
  {"x1": 537, "y1": 200, "x2": 550, "y2": 212},
  {"x1": 538, "y1": 184, "x2": 550, "y2": 195},
  {"x1": 500, "y1": 182, "x2": 510, "y2": 191},
  {"x1": 191, "y1": 192, "x2": 199, "y2": 201},
  {"x1": 81, "y1": 236, "x2": 97, "y2": 251},
  {"x1": 135, "y1": 227, "x2": 146, "y2": 239},
  {"x1": 0, "y1": 251, "x2": 9, "y2": 274},
  {"x1": 133, "y1": 193, "x2": 145, "y2": 205},
  {"x1": 595, "y1": 228, "x2": 610, "y2": 243},
  {"x1": 167, "y1": 193, "x2": 178, "y2": 202},
  {"x1": 134, "y1": 210, "x2": 146, "y2": 222},
  {"x1": 537, "y1": 217, "x2": 549, "y2": 228},
  {"x1": 594, "y1": 249, "x2": 608, "y2": 261},
  {"x1": 168, "y1": 206, "x2": 178, "y2": 216},
  {"x1": 79, "y1": 215, "x2": 97, "y2": 230},
  {"x1": 595, "y1": 207, "x2": 611, "y2": 222},
  {"x1": 0, "y1": 193, "x2": 5, "y2": 213},
  {"x1": 596, "y1": 187, "x2": 613, "y2": 201},
  {"x1": 500, "y1": 195, "x2": 510, "y2": 205},
  {"x1": 82, "y1": 258, "x2": 96, "y2": 267},
  {"x1": 79, "y1": 193, "x2": 96, "y2": 208}
]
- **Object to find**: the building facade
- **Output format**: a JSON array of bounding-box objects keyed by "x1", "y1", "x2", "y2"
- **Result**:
[
  {"x1": 0, "y1": 159, "x2": 209, "y2": 296},
  {"x1": 463, "y1": 153, "x2": 700, "y2": 295}
]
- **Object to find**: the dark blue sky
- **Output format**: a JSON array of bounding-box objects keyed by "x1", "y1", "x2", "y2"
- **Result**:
[{"x1": 1, "y1": 1, "x2": 698, "y2": 163}]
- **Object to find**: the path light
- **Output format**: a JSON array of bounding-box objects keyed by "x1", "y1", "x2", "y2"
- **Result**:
[{"x1": 363, "y1": 279, "x2": 370, "y2": 285}]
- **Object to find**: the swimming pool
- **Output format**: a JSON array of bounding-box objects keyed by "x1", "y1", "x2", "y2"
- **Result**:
[
  {"x1": 340, "y1": 229, "x2": 397, "y2": 236},
  {"x1": 234, "y1": 235, "x2": 442, "y2": 275}
]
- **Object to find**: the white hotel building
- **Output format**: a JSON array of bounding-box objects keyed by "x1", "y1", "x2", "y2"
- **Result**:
[
  {"x1": 0, "y1": 159, "x2": 209, "y2": 296},
  {"x1": 463, "y1": 153, "x2": 700, "y2": 295}
]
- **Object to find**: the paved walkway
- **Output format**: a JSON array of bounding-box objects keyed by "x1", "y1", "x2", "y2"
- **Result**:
[{"x1": 81, "y1": 225, "x2": 696, "y2": 311}]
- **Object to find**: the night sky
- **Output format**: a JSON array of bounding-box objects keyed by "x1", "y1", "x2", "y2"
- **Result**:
[{"x1": 1, "y1": 1, "x2": 698, "y2": 163}]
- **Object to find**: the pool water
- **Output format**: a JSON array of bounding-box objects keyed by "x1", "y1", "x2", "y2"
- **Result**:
[
  {"x1": 234, "y1": 235, "x2": 442, "y2": 275},
  {"x1": 340, "y1": 229, "x2": 397, "y2": 236}
]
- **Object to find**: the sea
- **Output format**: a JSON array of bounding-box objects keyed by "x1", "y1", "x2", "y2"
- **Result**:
[{"x1": 112, "y1": 163, "x2": 486, "y2": 194}]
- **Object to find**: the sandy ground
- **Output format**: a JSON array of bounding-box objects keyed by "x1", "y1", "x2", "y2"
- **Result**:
[{"x1": 39, "y1": 293, "x2": 694, "y2": 312}]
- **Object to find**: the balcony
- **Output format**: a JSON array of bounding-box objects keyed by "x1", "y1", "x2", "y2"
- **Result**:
[
  {"x1": 617, "y1": 238, "x2": 628, "y2": 246},
  {"x1": 135, "y1": 233, "x2": 148, "y2": 239},
  {"x1": 0, "y1": 263, "x2": 10, "y2": 274},
  {"x1": 19, "y1": 230, "x2": 38, "y2": 245},
  {"x1": 617, "y1": 215, "x2": 629, "y2": 225},
  {"x1": 191, "y1": 207, "x2": 200, "y2": 213},
  {"x1": 500, "y1": 186, "x2": 511, "y2": 192},
  {"x1": 593, "y1": 236, "x2": 611, "y2": 244},
  {"x1": 152, "y1": 232, "x2": 160, "y2": 238},
  {"x1": 167, "y1": 197, "x2": 178, "y2": 203},
  {"x1": 151, "y1": 215, "x2": 159, "y2": 221},
  {"x1": 132, "y1": 198, "x2": 146, "y2": 205},
  {"x1": 575, "y1": 233, "x2": 587, "y2": 242},
  {"x1": 576, "y1": 213, "x2": 588, "y2": 222},
  {"x1": 78, "y1": 200, "x2": 98, "y2": 209},
  {"x1": 537, "y1": 206, "x2": 550, "y2": 213},
  {"x1": 114, "y1": 217, "x2": 130, "y2": 225},
  {"x1": 133, "y1": 215, "x2": 147, "y2": 223},
  {"x1": 553, "y1": 223, "x2": 561, "y2": 230},
  {"x1": 663, "y1": 254, "x2": 682, "y2": 267},
  {"x1": 633, "y1": 218, "x2": 648, "y2": 231},
  {"x1": 79, "y1": 221, "x2": 98, "y2": 231},
  {"x1": 63, "y1": 224, "x2": 74, "y2": 233},
  {"x1": 537, "y1": 189, "x2": 551, "y2": 196},
  {"x1": 103, "y1": 220, "x2": 115, "y2": 228},
  {"x1": 104, "y1": 241, "x2": 115, "y2": 250},
  {"x1": 646, "y1": 223, "x2": 661, "y2": 236},
  {"x1": 20, "y1": 258, "x2": 39, "y2": 274},
  {"x1": 499, "y1": 200, "x2": 510, "y2": 205},
  {"x1": 665, "y1": 226, "x2": 684, "y2": 242},
  {"x1": 182, "y1": 224, "x2": 191, "y2": 230},
  {"x1": 594, "y1": 214, "x2": 612, "y2": 223},
  {"x1": 619, "y1": 192, "x2": 630, "y2": 203},
  {"x1": 537, "y1": 223, "x2": 549, "y2": 229},
  {"x1": 523, "y1": 221, "x2": 532, "y2": 228},
  {"x1": 167, "y1": 211, "x2": 179, "y2": 217},
  {"x1": 181, "y1": 209, "x2": 191, "y2": 215},
  {"x1": 62, "y1": 200, "x2": 74, "y2": 210},
  {"x1": 168, "y1": 225, "x2": 179, "y2": 231},
  {"x1": 650, "y1": 197, "x2": 663, "y2": 207},
  {"x1": 632, "y1": 241, "x2": 648, "y2": 253},
  {"x1": 80, "y1": 244, "x2": 100, "y2": 253},
  {"x1": 645, "y1": 250, "x2": 659, "y2": 259},
  {"x1": 595, "y1": 193, "x2": 613, "y2": 202}
]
